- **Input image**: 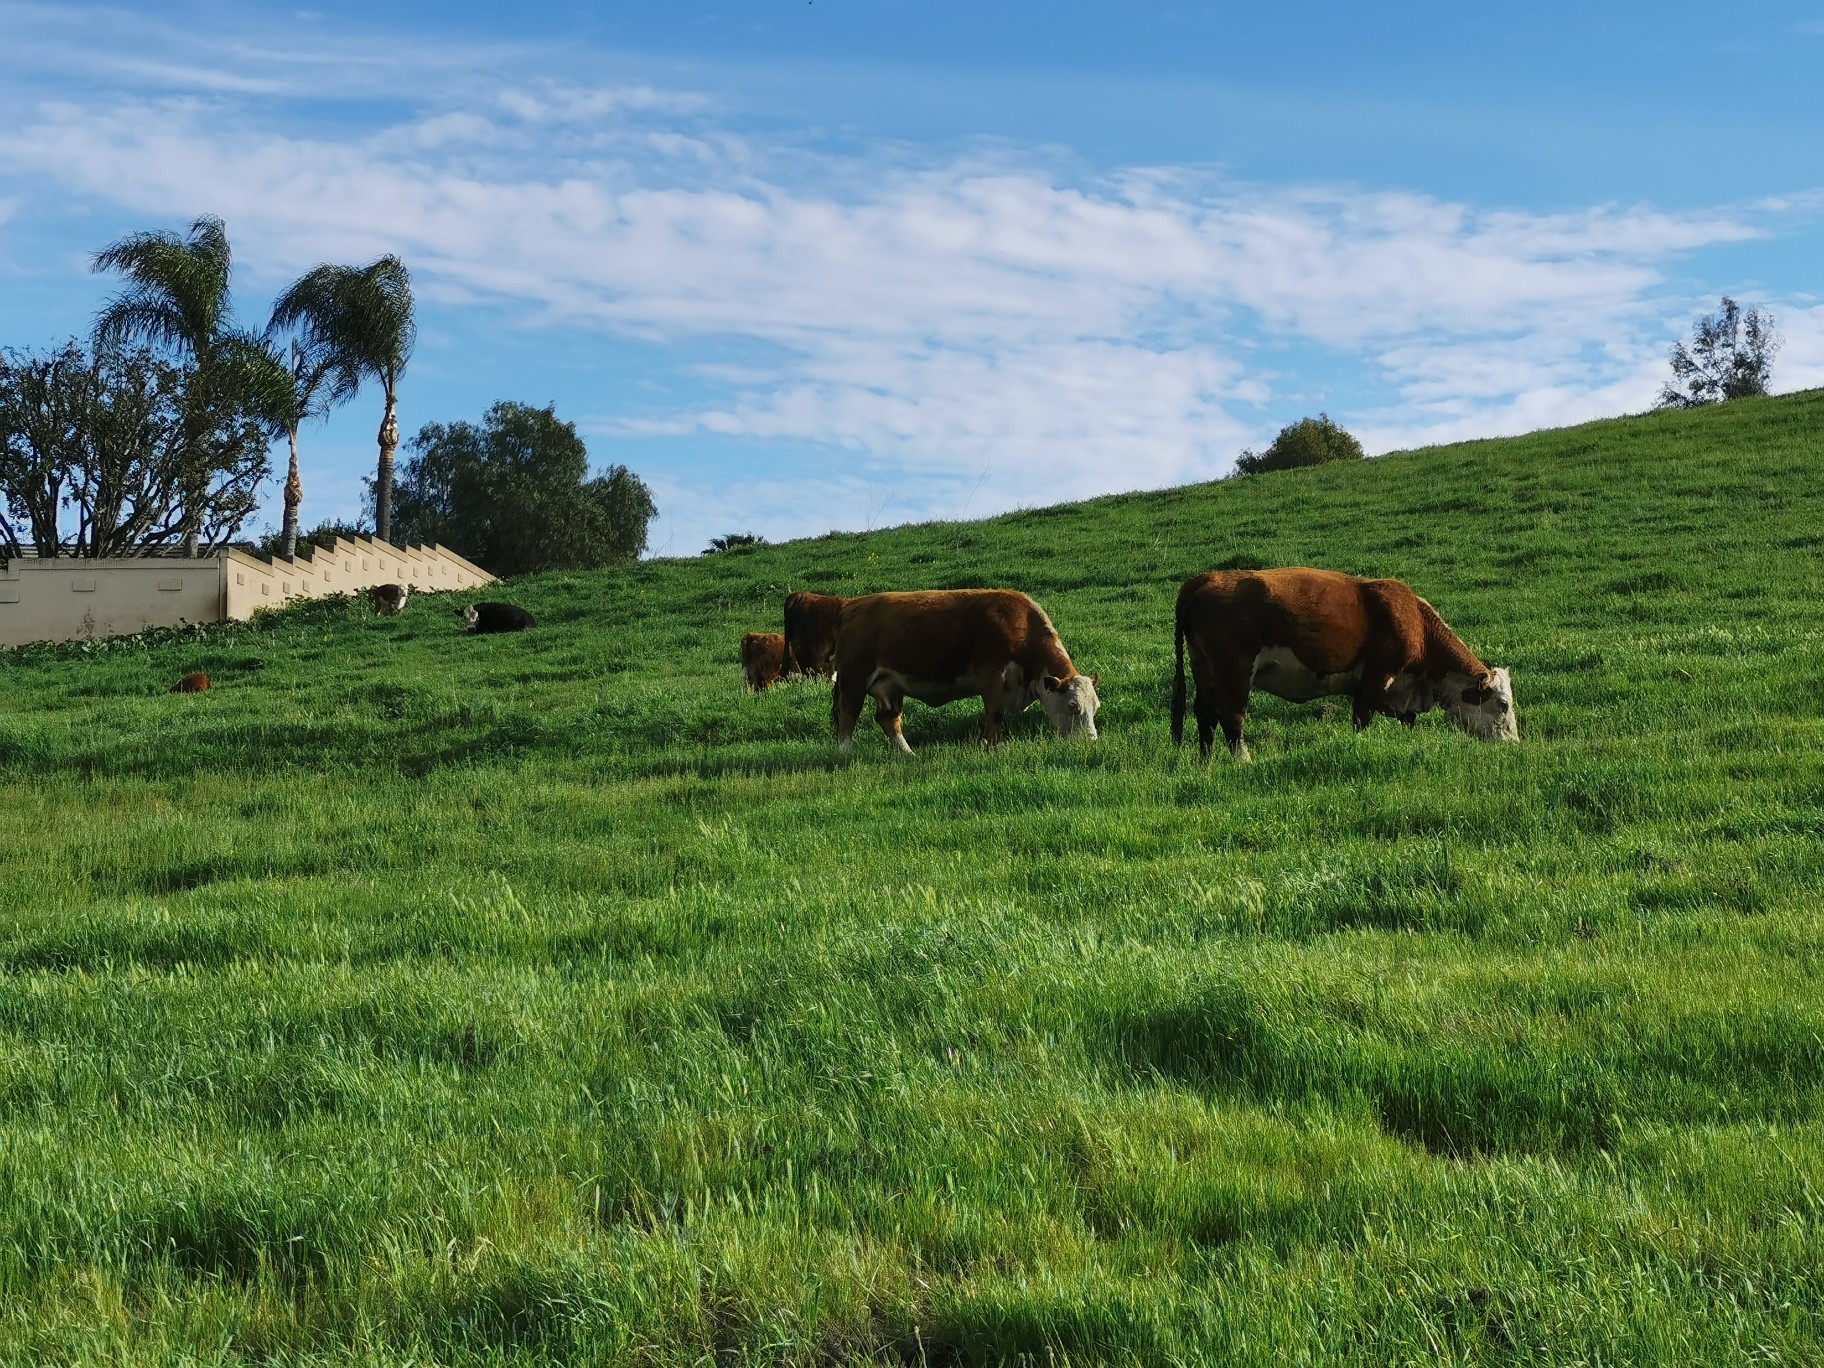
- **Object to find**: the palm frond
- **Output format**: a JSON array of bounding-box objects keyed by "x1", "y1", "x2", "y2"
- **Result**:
[
  {"x1": 90, "y1": 216, "x2": 235, "y2": 361},
  {"x1": 268, "y1": 254, "x2": 415, "y2": 400}
]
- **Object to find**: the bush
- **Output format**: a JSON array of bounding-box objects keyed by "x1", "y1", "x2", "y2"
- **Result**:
[
  {"x1": 703, "y1": 533, "x2": 766, "y2": 555},
  {"x1": 254, "y1": 519, "x2": 370, "y2": 559},
  {"x1": 1234, "y1": 413, "x2": 1365, "y2": 476}
]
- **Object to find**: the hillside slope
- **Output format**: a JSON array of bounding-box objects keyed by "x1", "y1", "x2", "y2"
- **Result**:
[{"x1": 1, "y1": 393, "x2": 1822, "y2": 1364}]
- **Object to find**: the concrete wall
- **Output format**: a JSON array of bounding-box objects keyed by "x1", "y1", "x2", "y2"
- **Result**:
[{"x1": 0, "y1": 537, "x2": 493, "y2": 648}]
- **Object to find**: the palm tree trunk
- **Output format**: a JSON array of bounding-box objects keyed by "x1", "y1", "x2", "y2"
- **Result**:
[
  {"x1": 281, "y1": 429, "x2": 303, "y2": 559},
  {"x1": 375, "y1": 390, "x2": 398, "y2": 544}
]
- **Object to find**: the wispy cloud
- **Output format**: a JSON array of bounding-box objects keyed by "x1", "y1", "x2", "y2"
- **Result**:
[{"x1": 0, "y1": 5, "x2": 1817, "y2": 551}]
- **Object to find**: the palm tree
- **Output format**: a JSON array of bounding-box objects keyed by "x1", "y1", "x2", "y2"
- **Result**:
[
  {"x1": 92, "y1": 215, "x2": 238, "y2": 556},
  {"x1": 269, "y1": 256, "x2": 415, "y2": 543},
  {"x1": 265, "y1": 338, "x2": 336, "y2": 559}
]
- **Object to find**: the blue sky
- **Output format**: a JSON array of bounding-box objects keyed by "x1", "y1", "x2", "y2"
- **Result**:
[{"x1": 3, "y1": 2, "x2": 1822, "y2": 555}]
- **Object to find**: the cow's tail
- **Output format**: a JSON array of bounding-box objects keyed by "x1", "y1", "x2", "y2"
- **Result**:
[{"x1": 1170, "y1": 595, "x2": 1188, "y2": 746}]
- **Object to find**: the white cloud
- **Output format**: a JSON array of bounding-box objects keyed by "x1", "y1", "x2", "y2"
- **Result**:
[{"x1": 0, "y1": 14, "x2": 1815, "y2": 552}]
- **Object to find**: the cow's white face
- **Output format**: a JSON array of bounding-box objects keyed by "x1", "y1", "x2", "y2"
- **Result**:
[
  {"x1": 1039, "y1": 672, "x2": 1100, "y2": 740},
  {"x1": 1444, "y1": 667, "x2": 1518, "y2": 741}
]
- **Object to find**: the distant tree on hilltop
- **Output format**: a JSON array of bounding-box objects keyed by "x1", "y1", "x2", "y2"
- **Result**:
[
  {"x1": 1657, "y1": 297, "x2": 1781, "y2": 409},
  {"x1": 703, "y1": 533, "x2": 766, "y2": 555},
  {"x1": 1235, "y1": 413, "x2": 1365, "y2": 475},
  {"x1": 391, "y1": 401, "x2": 656, "y2": 576}
]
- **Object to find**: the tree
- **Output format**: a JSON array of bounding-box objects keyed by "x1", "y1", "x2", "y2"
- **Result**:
[
  {"x1": 1656, "y1": 297, "x2": 1782, "y2": 409},
  {"x1": 703, "y1": 532, "x2": 766, "y2": 554},
  {"x1": 1234, "y1": 412, "x2": 1365, "y2": 475},
  {"x1": 0, "y1": 340, "x2": 270, "y2": 559},
  {"x1": 390, "y1": 401, "x2": 656, "y2": 576},
  {"x1": 91, "y1": 215, "x2": 283, "y2": 556},
  {"x1": 264, "y1": 338, "x2": 337, "y2": 559},
  {"x1": 269, "y1": 256, "x2": 415, "y2": 544}
]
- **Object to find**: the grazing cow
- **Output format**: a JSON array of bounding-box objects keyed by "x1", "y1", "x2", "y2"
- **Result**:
[
  {"x1": 741, "y1": 631, "x2": 789, "y2": 691},
  {"x1": 460, "y1": 602, "x2": 536, "y2": 634},
  {"x1": 1171, "y1": 566, "x2": 1517, "y2": 760},
  {"x1": 171, "y1": 672, "x2": 211, "y2": 693},
  {"x1": 783, "y1": 591, "x2": 847, "y2": 679},
  {"x1": 369, "y1": 583, "x2": 409, "y2": 616},
  {"x1": 833, "y1": 589, "x2": 1100, "y2": 754}
]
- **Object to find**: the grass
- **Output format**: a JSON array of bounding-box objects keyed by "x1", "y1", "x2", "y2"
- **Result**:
[{"x1": 2, "y1": 391, "x2": 1823, "y2": 1364}]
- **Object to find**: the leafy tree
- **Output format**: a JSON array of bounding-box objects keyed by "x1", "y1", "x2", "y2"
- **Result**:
[
  {"x1": 91, "y1": 216, "x2": 286, "y2": 555},
  {"x1": 1234, "y1": 413, "x2": 1365, "y2": 475},
  {"x1": 269, "y1": 256, "x2": 415, "y2": 544},
  {"x1": 1656, "y1": 297, "x2": 1782, "y2": 409},
  {"x1": 703, "y1": 532, "x2": 766, "y2": 554},
  {"x1": 0, "y1": 340, "x2": 270, "y2": 559},
  {"x1": 390, "y1": 401, "x2": 656, "y2": 576}
]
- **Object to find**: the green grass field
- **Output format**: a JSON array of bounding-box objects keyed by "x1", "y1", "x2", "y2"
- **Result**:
[{"x1": 3, "y1": 391, "x2": 1823, "y2": 1365}]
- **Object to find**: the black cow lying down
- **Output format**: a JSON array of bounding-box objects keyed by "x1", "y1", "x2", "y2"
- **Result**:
[{"x1": 460, "y1": 602, "x2": 537, "y2": 634}]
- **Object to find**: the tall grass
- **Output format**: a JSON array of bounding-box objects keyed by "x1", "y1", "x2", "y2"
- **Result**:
[{"x1": 1, "y1": 392, "x2": 1822, "y2": 1363}]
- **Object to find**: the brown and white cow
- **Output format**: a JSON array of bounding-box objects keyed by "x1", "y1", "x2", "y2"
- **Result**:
[
  {"x1": 833, "y1": 589, "x2": 1100, "y2": 754},
  {"x1": 741, "y1": 631, "x2": 789, "y2": 691},
  {"x1": 783, "y1": 590, "x2": 847, "y2": 679},
  {"x1": 1171, "y1": 567, "x2": 1517, "y2": 760}
]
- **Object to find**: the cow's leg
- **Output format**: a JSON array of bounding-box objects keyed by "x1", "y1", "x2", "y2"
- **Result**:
[
  {"x1": 833, "y1": 670, "x2": 868, "y2": 752},
  {"x1": 873, "y1": 688, "x2": 913, "y2": 755},
  {"x1": 979, "y1": 672, "x2": 1006, "y2": 748},
  {"x1": 1190, "y1": 687, "x2": 1219, "y2": 761},
  {"x1": 1214, "y1": 667, "x2": 1254, "y2": 761},
  {"x1": 1190, "y1": 648, "x2": 1252, "y2": 761},
  {"x1": 1353, "y1": 671, "x2": 1394, "y2": 732}
]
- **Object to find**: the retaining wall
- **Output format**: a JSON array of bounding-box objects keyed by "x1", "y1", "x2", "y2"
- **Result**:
[{"x1": 0, "y1": 537, "x2": 493, "y2": 647}]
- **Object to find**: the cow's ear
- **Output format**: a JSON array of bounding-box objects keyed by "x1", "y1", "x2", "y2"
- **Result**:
[
  {"x1": 1461, "y1": 684, "x2": 1491, "y2": 704},
  {"x1": 1041, "y1": 675, "x2": 1063, "y2": 692},
  {"x1": 1089, "y1": 673, "x2": 1100, "y2": 687}
]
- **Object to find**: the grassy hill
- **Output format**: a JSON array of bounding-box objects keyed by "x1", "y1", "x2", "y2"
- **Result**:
[{"x1": 2, "y1": 391, "x2": 1823, "y2": 1365}]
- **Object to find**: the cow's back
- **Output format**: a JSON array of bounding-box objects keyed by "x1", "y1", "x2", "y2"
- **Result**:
[
  {"x1": 1179, "y1": 567, "x2": 1424, "y2": 669},
  {"x1": 838, "y1": 589, "x2": 1053, "y2": 679}
]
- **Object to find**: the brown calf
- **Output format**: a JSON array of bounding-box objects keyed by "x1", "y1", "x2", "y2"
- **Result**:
[
  {"x1": 1172, "y1": 567, "x2": 1516, "y2": 760},
  {"x1": 783, "y1": 591, "x2": 846, "y2": 679},
  {"x1": 833, "y1": 589, "x2": 1100, "y2": 754},
  {"x1": 741, "y1": 632, "x2": 789, "y2": 691},
  {"x1": 171, "y1": 672, "x2": 211, "y2": 693}
]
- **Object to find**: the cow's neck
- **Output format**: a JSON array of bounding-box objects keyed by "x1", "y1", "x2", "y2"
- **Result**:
[{"x1": 1019, "y1": 634, "x2": 1076, "y2": 683}]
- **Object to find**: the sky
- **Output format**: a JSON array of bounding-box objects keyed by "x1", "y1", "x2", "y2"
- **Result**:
[{"x1": 3, "y1": 2, "x2": 1823, "y2": 557}]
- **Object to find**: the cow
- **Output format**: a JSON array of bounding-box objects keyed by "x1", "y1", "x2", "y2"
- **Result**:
[
  {"x1": 783, "y1": 590, "x2": 846, "y2": 679},
  {"x1": 1171, "y1": 566, "x2": 1516, "y2": 760},
  {"x1": 741, "y1": 631, "x2": 789, "y2": 691},
  {"x1": 369, "y1": 583, "x2": 409, "y2": 616},
  {"x1": 170, "y1": 671, "x2": 211, "y2": 693},
  {"x1": 460, "y1": 602, "x2": 536, "y2": 634},
  {"x1": 832, "y1": 589, "x2": 1100, "y2": 754}
]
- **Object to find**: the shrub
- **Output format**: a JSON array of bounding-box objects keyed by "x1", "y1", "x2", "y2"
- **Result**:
[{"x1": 1234, "y1": 413, "x2": 1365, "y2": 475}]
